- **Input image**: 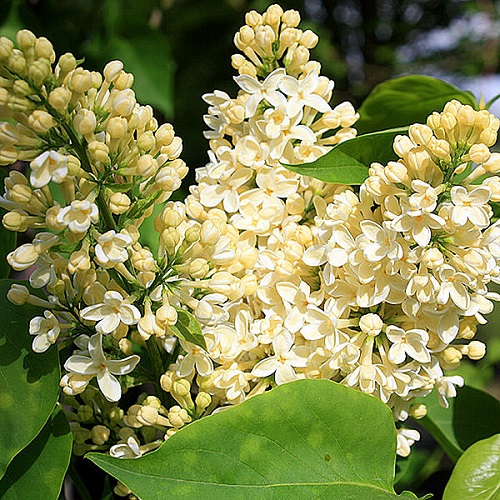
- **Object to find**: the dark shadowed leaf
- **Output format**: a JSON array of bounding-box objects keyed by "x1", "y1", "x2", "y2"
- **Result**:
[
  {"x1": 452, "y1": 385, "x2": 500, "y2": 451},
  {"x1": 0, "y1": 406, "x2": 72, "y2": 499},
  {"x1": 0, "y1": 279, "x2": 60, "y2": 479}
]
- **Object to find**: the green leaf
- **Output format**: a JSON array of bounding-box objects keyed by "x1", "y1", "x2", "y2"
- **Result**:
[
  {"x1": 356, "y1": 76, "x2": 478, "y2": 134},
  {"x1": 285, "y1": 128, "x2": 407, "y2": 185},
  {"x1": 0, "y1": 406, "x2": 72, "y2": 500},
  {"x1": 0, "y1": 279, "x2": 60, "y2": 479},
  {"x1": 394, "y1": 449, "x2": 431, "y2": 492},
  {"x1": 107, "y1": 33, "x2": 175, "y2": 117},
  {"x1": 452, "y1": 385, "x2": 500, "y2": 451},
  {"x1": 89, "y1": 379, "x2": 418, "y2": 499},
  {"x1": 170, "y1": 307, "x2": 207, "y2": 350},
  {"x1": 443, "y1": 434, "x2": 500, "y2": 500},
  {"x1": 417, "y1": 389, "x2": 463, "y2": 463}
]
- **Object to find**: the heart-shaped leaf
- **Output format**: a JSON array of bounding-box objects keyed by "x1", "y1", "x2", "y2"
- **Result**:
[
  {"x1": 0, "y1": 406, "x2": 72, "y2": 499},
  {"x1": 285, "y1": 128, "x2": 407, "y2": 185},
  {"x1": 443, "y1": 434, "x2": 500, "y2": 500},
  {"x1": 0, "y1": 279, "x2": 60, "y2": 479},
  {"x1": 89, "y1": 379, "x2": 418, "y2": 499},
  {"x1": 356, "y1": 76, "x2": 478, "y2": 134}
]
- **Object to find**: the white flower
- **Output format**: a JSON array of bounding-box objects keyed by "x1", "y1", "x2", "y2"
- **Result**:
[
  {"x1": 94, "y1": 230, "x2": 133, "y2": 267},
  {"x1": 450, "y1": 185, "x2": 491, "y2": 228},
  {"x1": 435, "y1": 375, "x2": 464, "y2": 408},
  {"x1": 29, "y1": 150, "x2": 69, "y2": 188},
  {"x1": 56, "y1": 199, "x2": 99, "y2": 233},
  {"x1": 436, "y1": 265, "x2": 470, "y2": 311},
  {"x1": 391, "y1": 204, "x2": 445, "y2": 247},
  {"x1": 396, "y1": 428, "x2": 420, "y2": 457},
  {"x1": 110, "y1": 436, "x2": 142, "y2": 459},
  {"x1": 177, "y1": 340, "x2": 213, "y2": 377},
  {"x1": 279, "y1": 71, "x2": 331, "y2": 117},
  {"x1": 64, "y1": 334, "x2": 140, "y2": 402},
  {"x1": 29, "y1": 310, "x2": 60, "y2": 353},
  {"x1": 251, "y1": 331, "x2": 309, "y2": 385},
  {"x1": 359, "y1": 220, "x2": 402, "y2": 262},
  {"x1": 234, "y1": 68, "x2": 286, "y2": 117},
  {"x1": 80, "y1": 290, "x2": 141, "y2": 335},
  {"x1": 385, "y1": 326, "x2": 431, "y2": 364}
]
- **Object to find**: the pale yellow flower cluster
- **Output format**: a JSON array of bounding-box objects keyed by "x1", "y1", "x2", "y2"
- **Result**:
[
  {"x1": 167, "y1": 6, "x2": 498, "y2": 457},
  {"x1": 0, "y1": 30, "x2": 250, "y2": 412}
]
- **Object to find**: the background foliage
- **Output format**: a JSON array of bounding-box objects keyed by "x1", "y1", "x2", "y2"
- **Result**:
[{"x1": 0, "y1": 0, "x2": 499, "y2": 498}]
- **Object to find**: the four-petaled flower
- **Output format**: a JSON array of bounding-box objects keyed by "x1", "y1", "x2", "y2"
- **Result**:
[
  {"x1": 64, "y1": 333, "x2": 140, "y2": 401},
  {"x1": 80, "y1": 290, "x2": 141, "y2": 334}
]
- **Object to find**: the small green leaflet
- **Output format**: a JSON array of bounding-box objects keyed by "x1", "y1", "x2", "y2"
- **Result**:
[
  {"x1": 170, "y1": 307, "x2": 207, "y2": 350},
  {"x1": 285, "y1": 128, "x2": 407, "y2": 185}
]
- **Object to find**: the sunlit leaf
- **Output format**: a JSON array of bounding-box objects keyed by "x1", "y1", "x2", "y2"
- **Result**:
[
  {"x1": 170, "y1": 308, "x2": 206, "y2": 350},
  {"x1": 443, "y1": 434, "x2": 500, "y2": 500},
  {"x1": 285, "y1": 128, "x2": 407, "y2": 185},
  {"x1": 89, "y1": 380, "x2": 418, "y2": 499},
  {"x1": 356, "y1": 76, "x2": 478, "y2": 134}
]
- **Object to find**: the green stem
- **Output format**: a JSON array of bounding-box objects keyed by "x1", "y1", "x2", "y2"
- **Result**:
[
  {"x1": 486, "y1": 91, "x2": 500, "y2": 110},
  {"x1": 145, "y1": 337, "x2": 167, "y2": 404}
]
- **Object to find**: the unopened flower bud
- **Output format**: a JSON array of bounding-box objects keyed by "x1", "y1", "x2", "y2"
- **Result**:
[
  {"x1": 48, "y1": 87, "x2": 72, "y2": 112},
  {"x1": 16, "y1": 29, "x2": 36, "y2": 51},
  {"x1": 195, "y1": 391, "x2": 211, "y2": 411},
  {"x1": 88, "y1": 141, "x2": 110, "y2": 164},
  {"x1": 67, "y1": 68, "x2": 93, "y2": 93},
  {"x1": 108, "y1": 192, "x2": 131, "y2": 215},
  {"x1": 282, "y1": 9, "x2": 301, "y2": 27},
  {"x1": 467, "y1": 340, "x2": 486, "y2": 360},
  {"x1": 137, "y1": 130, "x2": 155, "y2": 151},
  {"x1": 11, "y1": 79, "x2": 30, "y2": 97},
  {"x1": 114, "y1": 71, "x2": 134, "y2": 90},
  {"x1": 155, "y1": 123, "x2": 175, "y2": 147},
  {"x1": 28, "y1": 59, "x2": 52, "y2": 86},
  {"x1": 7, "y1": 243, "x2": 39, "y2": 270},
  {"x1": 91, "y1": 425, "x2": 110, "y2": 445},
  {"x1": 300, "y1": 30, "x2": 318, "y2": 49},
  {"x1": 104, "y1": 60, "x2": 123, "y2": 82},
  {"x1": 73, "y1": 109, "x2": 96, "y2": 135},
  {"x1": 34, "y1": 37, "x2": 55, "y2": 62},
  {"x1": 161, "y1": 227, "x2": 181, "y2": 254},
  {"x1": 57, "y1": 53, "x2": 77, "y2": 74},
  {"x1": 3, "y1": 210, "x2": 30, "y2": 231},
  {"x1": 160, "y1": 372, "x2": 173, "y2": 392},
  {"x1": 28, "y1": 109, "x2": 56, "y2": 133},
  {"x1": 7, "y1": 284, "x2": 30, "y2": 305},
  {"x1": 136, "y1": 154, "x2": 158, "y2": 177},
  {"x1": 409, "y1": 403, "x2": 427, "y2": 419},
  {"x1": 189, "y1": 258, "x2": 209, "y2": 279},
  {"x1": 0, "y1": 37, "x2": 14, "y2": 61},
  {"x1": 107, "y1": 116, "x2": 128, "y2": 139}
]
